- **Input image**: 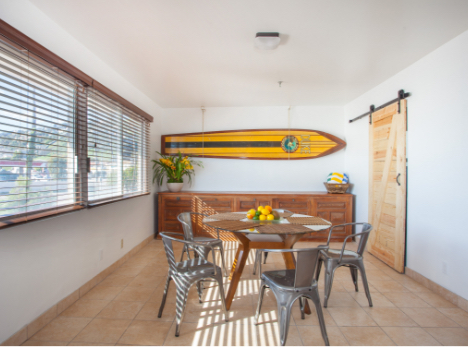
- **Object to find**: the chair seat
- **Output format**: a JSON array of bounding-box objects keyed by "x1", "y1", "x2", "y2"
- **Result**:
[
  {"x1": 320, "y1": 248, "x2": 360, "y2": 260},
  {"x1": 193, "y1": 236, "x2": 222, "y2": 244},
  {"x1": 175, "y1": 258, "x2": 218, "y2": 276},
  {"x1": 262, "y1": 269, "x2": 318, "y2": 291}
]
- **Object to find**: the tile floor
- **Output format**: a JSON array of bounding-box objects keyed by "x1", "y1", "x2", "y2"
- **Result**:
[{"x1": 23, "y1": 240, "x2": 468, "y2": 346}]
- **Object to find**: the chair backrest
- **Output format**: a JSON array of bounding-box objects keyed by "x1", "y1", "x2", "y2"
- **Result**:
[
  {"x1": 160, "y1": 231, "x2": 217, "y2": 276},
  {"x1": 356, "y1": 223, "x2": 373, "y2": 256},
  {"x1": 160, "y1": 232, "x2": 179, "y2": 273},
  {"x1": 294, "y1": 247, "x2": 323, "y2": 288},
  {"x1": 177, "y1": 212, "x2": 207, "y2": 241}
]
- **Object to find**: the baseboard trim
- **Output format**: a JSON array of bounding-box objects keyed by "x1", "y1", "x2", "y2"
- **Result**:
[
  {"x1": 1, "y1": 234, "x2": 155, "y2": 346},
  {"x1": 405, "y1": 267, "x2": 468, "y2": 312}
]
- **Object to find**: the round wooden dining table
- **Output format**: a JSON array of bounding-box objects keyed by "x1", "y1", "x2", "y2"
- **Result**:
[{"x1": 203, "y1": 211, "x2": 332, "y2": 312}]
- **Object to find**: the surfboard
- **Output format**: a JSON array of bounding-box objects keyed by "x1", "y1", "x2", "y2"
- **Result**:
[{"x1": 161, "y1": 129, "x2": 346, "y2": 160}]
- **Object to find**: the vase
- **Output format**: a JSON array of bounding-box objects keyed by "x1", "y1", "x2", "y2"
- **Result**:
[{"x1": 167, "y1": 182, "x2": 184, "y2": 192}]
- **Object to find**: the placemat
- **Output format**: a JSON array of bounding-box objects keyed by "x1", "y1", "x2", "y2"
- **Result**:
[
  {"x1": 209, "y1": 212, "x2": 246, "y2": 221},
  {"x1": 204, "y1": 220, "x2": 257, "y2": 231},
  {"x1": 286, "y1": 216, "x2": 331, "y2": 226},
  {"x1": 278, "y1": 211, "x2": 294, "y2": 218},
  {"x1": 256, "y1": 223, "x2": 312, "y2": 234}
]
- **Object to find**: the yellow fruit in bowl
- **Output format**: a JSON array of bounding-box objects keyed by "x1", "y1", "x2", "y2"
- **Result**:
[
  {"x1": 259, "y1": 214, "x2": 267, "y2": 221},
  {"x1": 261, "y1": 209, "x2": 270, "y2": 216},
  {"x1": 248, "y1": 209, "x2": 256, "y2": 216},
  {"x1": 246, "y1": 213, "x2": 254, "y2": 219},
  {"x1": 265, "y1": 205, "x2": 272, "y2": 212},
  {"x1": 267, "y1": 214, "x2": 275, "y2": 221},
  {"x1": 257, "y1": 206, "x2": 264, "y2": 212}
]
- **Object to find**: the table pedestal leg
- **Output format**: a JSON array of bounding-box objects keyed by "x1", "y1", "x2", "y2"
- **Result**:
[{"x1": 226, "y1": 234, "x2": 250, "y2": 310}]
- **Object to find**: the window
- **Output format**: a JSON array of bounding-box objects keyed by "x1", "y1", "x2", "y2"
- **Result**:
[
  {"x1": 87, "y1": 90, "x2": 149, "y2": 205},
  {"x1": 0, "y1": 26, "x2": 152, "y2": 228},
  {"x1": 0, "y1": 39, "x2": 82, "y2": 222}
]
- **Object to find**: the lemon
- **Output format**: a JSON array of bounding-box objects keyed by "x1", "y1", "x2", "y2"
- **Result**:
[
  {"x1": 267, "y1": 214, "x2": 274, "y2": 221},
  {"x1": 248, "y1": 209, "x2": 256, "y2": 216},
  {"x1": 261, "y1": 209, "x2": 269, "y2": 216},
  {"x1": 257, "y1": 206, "x2": 264, "y2": 212},
  {"x1": 259, "y1": 214, "x2": 267, "y2": 221}
]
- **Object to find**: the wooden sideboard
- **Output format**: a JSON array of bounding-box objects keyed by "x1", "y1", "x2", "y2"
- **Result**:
[{"x1": 157, "y1": 191, "x2": 354, "y2": 242}]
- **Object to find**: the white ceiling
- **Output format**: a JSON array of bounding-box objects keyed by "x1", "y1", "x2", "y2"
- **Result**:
[{"x1": 30, "y1": 0, "x2": 468, "y2": 108}]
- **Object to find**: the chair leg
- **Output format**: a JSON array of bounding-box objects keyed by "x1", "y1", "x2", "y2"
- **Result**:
[
  {"x1": 214, "y1": 273, "x2": 229, "y2": 322},
  {"x1": 350, "y1": 266, "x2": 359, "y2": 292},
  {"x1": 218, "y1": 245, "x2": 228, "y2": 277},
  {"x1": 158, "y1": 275, "x2": 172, "y2": 318},
  {"x1": 254, "y1": 282, "x2": 267, "y2": 325},
  {"x1": 253, "y1": 250, "x2": 260, "y2": 275},
  {"x1": 196, "y1": 281, "x2": 203, "y2": 303},
  {"x1": 315, "y1": 258, "x2": 323, "y2": 281},
  {"x1": 306, "y1": 289, "x2": 330, "y2": 346},
  {"x1": 276, "y1": 294, "x2": 294, "y2": 346},
  {"x1": 179, "y1": 245, "x2": 186, "y2": 262},
  {"x1": 298, "y1": 297, "x2": 305, "y2": 320},
  {"x1": 357, "y1": 261, "x2": 373, "y2": 307},
  {"x1": 263, "y1": 252, "x2": 269, "y2": 264},
  {"x1": 174, "y1": 282, "x2": 190, "y2": 337},
  {"x1": 323, "y1": 263, "x2": 336, "y2": 308}
]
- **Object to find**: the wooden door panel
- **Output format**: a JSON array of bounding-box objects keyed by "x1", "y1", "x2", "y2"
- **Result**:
[{"x1": 368, "y1": 100, "x2": 406, "y2": 273}]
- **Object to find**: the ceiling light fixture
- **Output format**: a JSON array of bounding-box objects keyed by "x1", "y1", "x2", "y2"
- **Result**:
[{"x1": 254, "y1": 32, "x2": 280, "y2": 50}]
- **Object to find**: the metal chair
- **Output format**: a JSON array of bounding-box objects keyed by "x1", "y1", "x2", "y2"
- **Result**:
[
  {"x1": 158, "y1": 232, "x2": 228, "y2": 337},
  {"x1": 316, "y1": 222, "x2": 373, "y2": 308},
  {"x1": 254, "y1": 248, "x2": 330, "y2": 346},
  {"x1": 252, "y1": 209, "x2": 294, "y2": 276},
  {"x1": 177, "y1": 212, "x2": 228, "y2": 277}
]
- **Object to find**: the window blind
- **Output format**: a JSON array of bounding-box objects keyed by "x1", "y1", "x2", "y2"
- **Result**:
[
  {"x1": 87, "y1": 89, "x2": 150, "y2": 205},
  {"x1": 0, "y1": 39, "x2": 83, "y2": 224},
  {"x1": 123, "y1": 108, "x2": 150, "y2": 198}
]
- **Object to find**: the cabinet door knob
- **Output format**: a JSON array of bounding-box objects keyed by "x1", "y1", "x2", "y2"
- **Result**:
[
  {"x1": 215, "y1": 198, "x2": 217, "y2": 201},
  {"x1": 292, "y1": 199, "x2": 295, "y2": 202},
  {"x1": 176, "y1": 197, "x2": 180, "y2": 201},
  {"x1": 253, "y1": 198, "x2": 256, "y2": 201}
]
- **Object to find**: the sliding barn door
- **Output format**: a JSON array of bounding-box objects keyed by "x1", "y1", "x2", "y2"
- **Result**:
[{"x1": 368, "y1": 100, "x2": 407, "y2": 273}]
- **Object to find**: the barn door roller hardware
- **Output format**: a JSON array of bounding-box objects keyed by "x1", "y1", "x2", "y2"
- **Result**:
[{"x1": 349, "y1": 89, "x2": 410, "y2": 124}]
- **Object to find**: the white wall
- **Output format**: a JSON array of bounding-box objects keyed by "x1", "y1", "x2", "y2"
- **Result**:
[
  {"x1": 344, "y1": 29, "x2": 468, "y2": 300},
  {"x1": 161, "y1": 106, "x2": 345, "y2": 192},
  {"x1": 0, "y1": 1, "x2": 163, "y2": 343}
]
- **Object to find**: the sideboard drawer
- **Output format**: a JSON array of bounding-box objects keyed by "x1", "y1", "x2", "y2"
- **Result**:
[
  {"x1": 164, "y1": 197, "x2": 192, "y2": 208},
  {"x1": 198, "y1": 196, "x2": 233, "y2": 210},
  {"x1": 235, "y1": 196, "x2": 272, "y2": 211},
  {"x1": 272, "y1": 198, "x2": 309, "y2": 214}
]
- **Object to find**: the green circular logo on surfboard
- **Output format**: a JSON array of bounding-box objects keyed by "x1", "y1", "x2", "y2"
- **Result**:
[{"x1": 281, "y1": 135, "x2": 299, "y2": 153}]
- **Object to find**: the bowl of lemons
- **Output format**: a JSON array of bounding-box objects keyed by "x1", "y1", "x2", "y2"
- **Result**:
[{"x1": 246, "y1": 206, "x2": 283, "y2": 224}]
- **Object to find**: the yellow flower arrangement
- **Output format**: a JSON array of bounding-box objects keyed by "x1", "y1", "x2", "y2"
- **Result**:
[{"x1": 152, "y1": 151, "x2": 202, "y2": 186}]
